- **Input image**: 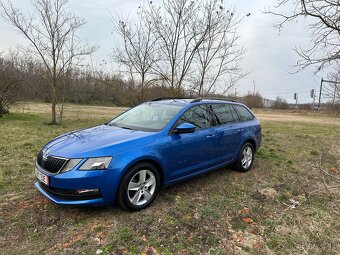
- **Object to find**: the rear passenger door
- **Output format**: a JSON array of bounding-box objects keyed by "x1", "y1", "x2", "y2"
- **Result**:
[{"x1": 210, "y1": 103, "x2": 242, "y2": 163}]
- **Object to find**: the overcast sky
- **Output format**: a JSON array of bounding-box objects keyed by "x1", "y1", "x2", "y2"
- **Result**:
[{"x1": 0, "y1": 0, "x2": 328, "y2": 103}]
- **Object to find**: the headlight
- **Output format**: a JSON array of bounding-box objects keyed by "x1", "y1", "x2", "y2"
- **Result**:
[
  {"x1": 61, "y1": 159, "x2": 82, "y2": 173},
  {"x1": 79, "y1": 157, "x2": 112, "y2": 170}
]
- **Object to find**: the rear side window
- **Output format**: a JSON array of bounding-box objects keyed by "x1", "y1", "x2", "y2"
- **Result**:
[
  {"x1": 177, "y1": 104, "x2": 213, "y2": 129},
  {"x1": 233, "y1": 105, "x2": 254, "y2": 122},
  {"x1": 210, "y1": 104, "x2": 235, "y2": 125}
]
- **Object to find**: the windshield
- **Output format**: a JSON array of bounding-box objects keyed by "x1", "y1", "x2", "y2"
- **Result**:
[{"x1": 108, "y1": 103, "x2": 183, "y2": 131}]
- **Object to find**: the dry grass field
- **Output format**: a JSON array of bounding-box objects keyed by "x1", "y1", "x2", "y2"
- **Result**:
[{"x1": 0, "y1": 102, "x2": 339, "y2": 255}]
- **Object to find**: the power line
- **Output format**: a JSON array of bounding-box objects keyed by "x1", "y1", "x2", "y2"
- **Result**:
[
  {"x1": 259, "y1": 87, "x2": 314, "y2": 92},
  {"x1": 260, "y1": 91, "x2": 310, "y2": 95}
]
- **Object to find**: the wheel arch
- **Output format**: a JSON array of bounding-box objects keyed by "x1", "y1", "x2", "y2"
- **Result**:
[
  {"x1": 244, "y1": 138, "x2": 257, "y2": 152},
  {"x1": 121, "y1": 157, "x2": 165, "y2": 187}
]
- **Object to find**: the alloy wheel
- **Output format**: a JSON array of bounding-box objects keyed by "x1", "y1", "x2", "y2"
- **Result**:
[
  {"x1": 241, "y1": 146, "x2": 253, "y2": 169},
  {"x1": 127, "y1": 169, "x2": 156, "y2": 206}
]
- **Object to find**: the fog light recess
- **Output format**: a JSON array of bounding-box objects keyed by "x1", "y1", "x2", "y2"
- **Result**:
[{"x1": 76, "y1": 188, "x2": 100, "y2": 194}]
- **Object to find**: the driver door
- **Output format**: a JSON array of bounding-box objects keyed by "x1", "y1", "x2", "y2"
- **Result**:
[{"x1": 164, "y1": 104, "x2": 217, "y2": 181}]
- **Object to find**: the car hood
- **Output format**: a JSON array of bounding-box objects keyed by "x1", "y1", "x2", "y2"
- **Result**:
[{"x1": 44, "y1": 125, "x2": 158, "y2": 158}]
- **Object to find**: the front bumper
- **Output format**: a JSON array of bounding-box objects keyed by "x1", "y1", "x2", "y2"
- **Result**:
[
  {"x1": 34, "y1": 164, "x2": 122, "y2": 206},
  {"x1": 35, "y1": 181, "x2": 105, "y2": 206}
]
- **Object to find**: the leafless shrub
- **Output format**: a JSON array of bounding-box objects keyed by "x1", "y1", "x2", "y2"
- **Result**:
[
  {"x1": 272, "y1": 96, "x2": 289, "y2": 110},
  {"x1": 241, "y1": 92, "x2": 264, "y2": 108},
  {"x1": 298, "y1": 155, "x2": 340, "y2": 212}
]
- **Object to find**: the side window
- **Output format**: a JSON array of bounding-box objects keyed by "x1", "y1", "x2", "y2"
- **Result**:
[
  {"x1": 177, "y1": 104, "x2": 213, "y2": 129},
  {"x1": 233, "y1": 105, "x2": 254, "y2": 122},
  {"x1": 210, "y1": 104, "x2": 235, "y2": 125},
  {"x1": 230, "y1": 105, "x2": 240, "y2": 122}
]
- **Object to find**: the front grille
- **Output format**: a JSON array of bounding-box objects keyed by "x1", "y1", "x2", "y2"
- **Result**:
[
  {"x1": 36, "y1": 149, "x2": 68, "y2": 173},
  {"x1": 38, "y1": 182, "x2": 102, "y2": 200},
  {"x1": 37, "y1": 149, "x2": 43, "y2": 166}
]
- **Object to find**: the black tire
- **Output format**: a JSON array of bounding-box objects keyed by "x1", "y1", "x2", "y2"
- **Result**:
[
  {"x1": 234, "y1": 143, "x2": 254, "y2": 172},
  {"x1": 117, "y1": 162, "x2": 161, "y2": 211}
]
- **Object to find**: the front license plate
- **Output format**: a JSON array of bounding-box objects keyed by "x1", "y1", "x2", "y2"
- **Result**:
[{"x1": 35, "y1": 167, "x2": 49, "y2": 186}]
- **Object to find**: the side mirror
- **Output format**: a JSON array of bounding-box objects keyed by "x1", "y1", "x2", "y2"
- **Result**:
[{"x1": 174, "y1": 123, "x2": 196, "y2": 134}]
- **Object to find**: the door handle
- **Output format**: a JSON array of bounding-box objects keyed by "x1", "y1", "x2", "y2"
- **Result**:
[{"x1": 206, "y1": 134, "x2": 215, "y2": 138}]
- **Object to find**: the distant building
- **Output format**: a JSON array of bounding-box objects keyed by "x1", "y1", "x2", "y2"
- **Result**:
[{"x1": 263, "y1": 98, "x2": 276, "y2": 108}]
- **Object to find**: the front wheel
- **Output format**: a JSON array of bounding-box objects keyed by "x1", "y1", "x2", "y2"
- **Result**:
[
  {"x1": 117, "y1": 162, "x2": 161, "y2": 211},
  {"x1": 234, "y1": 143, "x2": 254, "y2": 172}
]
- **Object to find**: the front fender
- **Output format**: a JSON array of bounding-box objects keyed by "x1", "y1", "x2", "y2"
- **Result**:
[{"x1": 110, "y1": 145, "x2": 166, "y2": 184}]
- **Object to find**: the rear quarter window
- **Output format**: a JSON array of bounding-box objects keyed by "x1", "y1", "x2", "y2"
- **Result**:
[{"x1": 233, "y1": 105, "x2": 254, "y2": 122}]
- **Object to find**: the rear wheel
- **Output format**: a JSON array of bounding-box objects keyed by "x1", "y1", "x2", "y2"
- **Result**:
[
  {"x1": 234, "y1": 143, "x2": 254, "y2": 172},
  {"x1": 117, "y1": 162, "x2": 161, "y2": 211}
]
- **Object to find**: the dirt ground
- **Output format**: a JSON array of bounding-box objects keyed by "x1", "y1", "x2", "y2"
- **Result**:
[
  {"x1": 255, "y1": 112, "x2": 340, "y2": 125},
  {"x1": 13, "y1": 102, "x2": 128, "y2": 120}
]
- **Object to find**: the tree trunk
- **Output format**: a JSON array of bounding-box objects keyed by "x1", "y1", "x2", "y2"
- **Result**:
[
  {"x1": 51, "y1": 79, "x2": 57, "y2": 124},
  {"x1": 0, "y1": 99, "x2": 3, "y2": 117},
  {"x1": 169, "y1": 86, "x2": 176, "y2": 97},
  {"x1": 51, "y1": 101, "x2": 56, "y2": 124},
  {"x1": 140, "y1": 75, "x2": 145, "y2": 103}
]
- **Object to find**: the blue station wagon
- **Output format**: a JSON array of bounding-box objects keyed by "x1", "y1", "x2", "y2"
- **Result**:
[{"x1": 35, "y1": 98, "x2": 262, "y2": 211}]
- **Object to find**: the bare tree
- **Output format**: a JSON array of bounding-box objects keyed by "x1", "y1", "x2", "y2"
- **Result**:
[
  {"x1": 114, "y1": 0, "x2": 246, "y2": 97},
  {"x1": 144, "y1": 0, "x2": 210, "y2": 96},
  {"x1": 113, "y1": 12, "x2": 159, "y2": 104},
  {"x1": 0, "y1": 52, "x2": 21, "y2": 116},
  {"x1": 0, "y1": 0, "x2": 96, "y2": 124},
  {"x1": 194, "y1": 2, "x2": 246, "y2": 96},
  {"x1": 265, "y1": 0, "x2": 340, "y2": 73}
]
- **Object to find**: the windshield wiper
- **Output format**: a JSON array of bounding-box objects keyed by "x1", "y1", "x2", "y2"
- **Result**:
[
  {"x1": 119, "y1": 126, "x2": 133, "y2": 130},
  {"x1": 108, "y1": 122, "x2": 135, "y2": 130}
]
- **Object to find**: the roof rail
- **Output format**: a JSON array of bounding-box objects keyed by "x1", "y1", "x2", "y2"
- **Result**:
[
  {"x1": 190, "y1": 97, "x2": 238, "y2": 103},
  {"x1": 149, "y1": 97, "x2": 239, "y2": 103},
  {"x1": 150, "y1": 97, "x2": 194, "y2": 101}
]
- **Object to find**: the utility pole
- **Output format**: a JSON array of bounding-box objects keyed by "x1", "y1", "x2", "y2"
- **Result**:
[
  {"x1": 252, "y1": 80, "x2": 256, "y2": 108},
  {"x1": 310, "y1": 89, "x2": 316, "y2": 109},
  {"x1": 318, "y1": 78, "x2": 323, "y2": 109},
  {"x1": 294, "y1": 93, "x2": 298, "y2": 106},
  {"x1": 252, "y1": 80, "x2": 256, "y2": 96},
  {"x1": 333, "y1": 84, "x2": 338, "y2": 105},
  {"x1": 318, "y1": 77, "x2": 340, "y2": 108}
]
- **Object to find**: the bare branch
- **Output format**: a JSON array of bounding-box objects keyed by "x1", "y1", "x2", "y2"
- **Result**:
[{"x1": 265, "y1": 0, "x2": 340, "y2": 72}]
